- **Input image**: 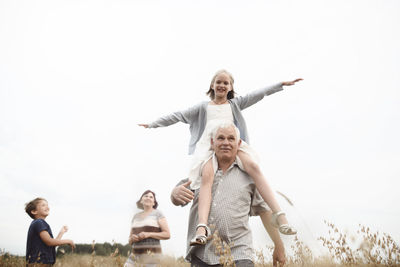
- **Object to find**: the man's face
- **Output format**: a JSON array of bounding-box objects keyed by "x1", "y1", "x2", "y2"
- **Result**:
[{"x1": 211, "y1": 126, "x2": 241, "y2": 161}]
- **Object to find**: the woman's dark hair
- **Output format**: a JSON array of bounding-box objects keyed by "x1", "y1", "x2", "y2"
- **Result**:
[
  {"x1": 206, "y1": 69, "x2": 236, "y2": 100},
  {"x1": 136, "y1": 190, "x2": 158, "y2": 210}
]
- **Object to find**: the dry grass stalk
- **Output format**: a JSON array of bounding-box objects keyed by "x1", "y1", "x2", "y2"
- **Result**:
[
  {"x1": 254, "y1": 246, "x2": 274, "y2": 267},
  {"x1": 0, "y1": 249, "x2": 25, "y2": 267},
  {"x1": 357, "y1": 224, "x2": 400, "y2": 266},
  {"x1": 318, "y1": 221, "x2": 359, "y2": 265},
  {"x1": 288, "y1": 235, "x2": 313, "y2": 266},
  {"x1": 2, "y1": 220, "x2": 400, "y2": 266},
  {"x1": 319, "y1": 221, "x2": 400, "y2": 266},
  {"x1": 211, "y1": 228, "x2": 236, "y2": 266}
]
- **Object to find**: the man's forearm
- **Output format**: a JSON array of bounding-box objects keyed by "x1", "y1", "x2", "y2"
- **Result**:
[{"x1": 260, "y1": 211, "x2": 287, "y2": 265}]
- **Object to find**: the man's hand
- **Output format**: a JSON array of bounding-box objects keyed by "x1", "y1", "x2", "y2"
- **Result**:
[
  {"x1": 259, "y1": 211, "x2": 286, "y2": 266},
  {"x1": 273, "y1": 243, "x2": 286, "y2": 266},
  {"x1": 171, "y1": 180, "x2": 194, "y2": 206}
]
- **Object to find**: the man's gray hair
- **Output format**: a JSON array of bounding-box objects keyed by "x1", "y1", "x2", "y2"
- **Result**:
[{"x1": 210, "y1": 121, "x2": 241, "y2": 143}]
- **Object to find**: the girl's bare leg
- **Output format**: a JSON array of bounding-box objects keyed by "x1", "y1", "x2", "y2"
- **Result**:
[
  {"x1": 196, "y1": 158, "x2": 214, "y2": 238},
  {"x1": 238, "y1": 151, "x2": 289, "y2": 226}
]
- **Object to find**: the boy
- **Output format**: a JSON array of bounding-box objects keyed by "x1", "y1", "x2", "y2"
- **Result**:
[{"x1": 25, "y1": 197, "x2": 75, "y2": 266}]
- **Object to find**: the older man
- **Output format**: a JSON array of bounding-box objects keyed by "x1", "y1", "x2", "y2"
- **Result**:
[{"x1": 171, "y1": 122, "x2": 286, "y2": 267}]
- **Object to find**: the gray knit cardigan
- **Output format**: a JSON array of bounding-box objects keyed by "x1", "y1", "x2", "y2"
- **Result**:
[{"x1": 148, "y1": 83, "x2": 283, "y2": 154}]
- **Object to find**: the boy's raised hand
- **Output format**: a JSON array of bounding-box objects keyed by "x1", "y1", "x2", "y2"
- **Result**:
[
  {"x1": 56, "y1": 225, "x2": 69, "y2": 240},
  {"x1": 60, "y1": 225, "x2": 69, "y2": 234},
  {"x1": 138, "y1": 124, "x2": 149, "y2": 128}
]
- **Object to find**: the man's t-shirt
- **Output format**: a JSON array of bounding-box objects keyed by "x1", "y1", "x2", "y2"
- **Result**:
[{"x1": 26, "y1": 219, "x2": 56, "y2": 264}]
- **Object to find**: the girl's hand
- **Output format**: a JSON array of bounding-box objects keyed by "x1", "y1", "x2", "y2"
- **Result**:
[
  {"x1": 282, "y1": 78, "x2": 303, "y2": 86},
  {"x1": 138, "y1": 124, "x2": 149, "y2": 128}
]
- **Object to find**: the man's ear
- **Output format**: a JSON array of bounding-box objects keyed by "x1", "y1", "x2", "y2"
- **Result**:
[
  {"x1": 238, "y1": 139, "x2": 242, "y2": 146},
  {"x1": 211, "y1": 138, "x2": 214, "y2": 146}
]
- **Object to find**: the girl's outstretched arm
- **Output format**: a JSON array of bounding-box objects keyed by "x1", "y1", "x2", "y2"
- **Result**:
[
  {"x1": 234, "y1": 78, "x2": 303, "y2": 110},
  {"x1": 139, "y1": 102, "x2": 202, "y2": 129}
]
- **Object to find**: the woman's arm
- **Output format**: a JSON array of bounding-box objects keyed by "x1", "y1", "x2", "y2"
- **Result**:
[
  {"x1": 139, "y1": 103, "x2": 202, "y2": 128},
  {"x1": 137, "y1": 218, "x2": 171, "y2": 240}
]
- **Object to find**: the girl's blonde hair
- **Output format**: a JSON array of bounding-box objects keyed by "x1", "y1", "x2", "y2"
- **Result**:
[{"x1": 206, "y1": 69, "x2": 236, "y2": 100}]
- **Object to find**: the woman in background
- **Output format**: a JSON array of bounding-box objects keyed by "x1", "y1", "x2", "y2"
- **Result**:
[{"x1": 124, "y1": 190, "x2": 170, "y2": 267}]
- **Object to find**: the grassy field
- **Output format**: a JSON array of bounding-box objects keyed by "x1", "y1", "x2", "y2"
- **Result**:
[{"x1": 1, "y1": 222, "x2": 399, "y2": 266}]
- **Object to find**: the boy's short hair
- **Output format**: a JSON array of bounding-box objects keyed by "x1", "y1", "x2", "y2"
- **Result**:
[{"x1": 25, "y1": 197, "x2": 46, "y2": 219}]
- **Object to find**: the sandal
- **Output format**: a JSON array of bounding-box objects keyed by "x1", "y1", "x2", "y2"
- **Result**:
[
  {"x1": 190, "y1": 224, "x2": 211, "y2": 246},
  {"x1": 271, "y1": 211, "x2": 297, "y2": 235}
]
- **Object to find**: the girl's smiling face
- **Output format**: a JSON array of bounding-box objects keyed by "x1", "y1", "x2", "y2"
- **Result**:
[{"x1": 211, "y1": 73, "x2": 233, "y2": 99}]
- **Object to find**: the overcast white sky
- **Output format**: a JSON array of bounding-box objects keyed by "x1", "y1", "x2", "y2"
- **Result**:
[{"x1": 1, "y1": 0, "x2": 399, "y2": 258}]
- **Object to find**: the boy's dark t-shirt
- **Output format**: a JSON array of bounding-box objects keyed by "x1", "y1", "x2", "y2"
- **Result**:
[{"x1": 26, "y1": 219, "x2": 56, "y2": 264}]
